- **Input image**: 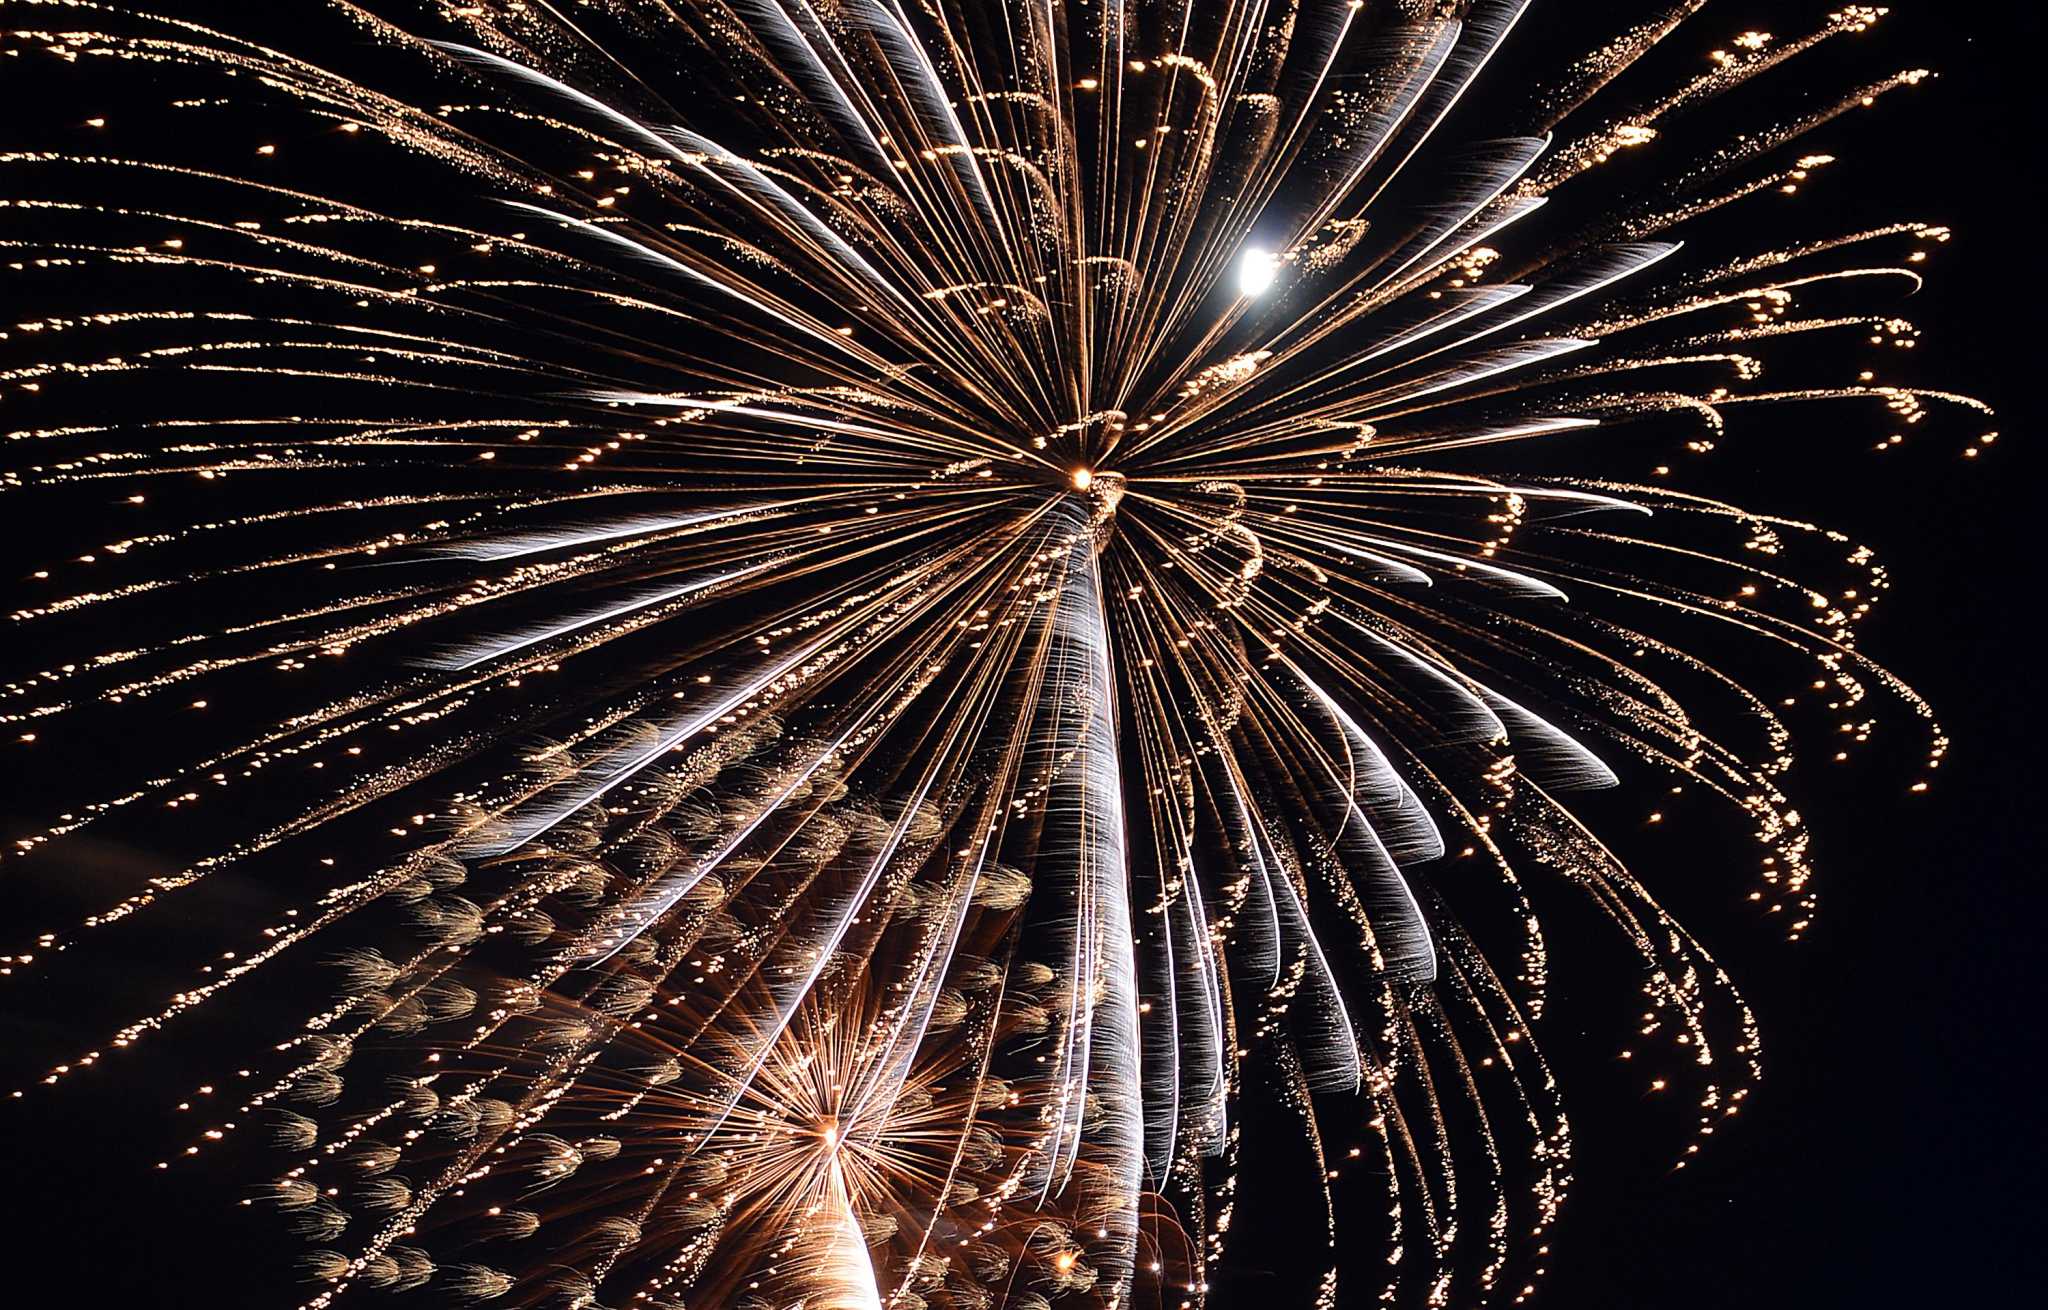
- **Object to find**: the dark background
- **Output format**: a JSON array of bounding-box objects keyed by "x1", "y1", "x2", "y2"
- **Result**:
[
  {"x1": 1527, "y1": 12, "x2": 2048, "y2": 1307},
  {"x1": 1, "y1": 4, "x2": 2041, "y2": 1307}
]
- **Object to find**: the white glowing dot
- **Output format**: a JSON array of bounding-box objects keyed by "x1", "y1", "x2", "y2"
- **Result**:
[
  {"x1": 1237, "y1": 246, "x2": 1278, "y2": 297},
  {"x1": 1071, "y1": 466, "x2": 1094, "y2": 492}
]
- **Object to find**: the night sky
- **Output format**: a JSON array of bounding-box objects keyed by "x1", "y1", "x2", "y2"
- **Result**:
[{"x1": 1, "y1": 4, "x2": 2041, "y2": 1307}]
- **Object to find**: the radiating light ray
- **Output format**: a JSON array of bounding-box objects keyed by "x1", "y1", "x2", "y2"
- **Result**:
[{"x1": 0, "y1": 3, "x2": 1985, "y2": 1308}]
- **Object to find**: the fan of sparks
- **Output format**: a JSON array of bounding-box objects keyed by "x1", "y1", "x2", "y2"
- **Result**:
[{"x1": 0, "y1": 2, "x2": 1991, "y2": 1308}]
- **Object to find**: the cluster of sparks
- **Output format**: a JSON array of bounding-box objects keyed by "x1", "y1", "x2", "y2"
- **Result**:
[{"x1": 0, "y1": 2, "x2": 1994, "y2": 1308}]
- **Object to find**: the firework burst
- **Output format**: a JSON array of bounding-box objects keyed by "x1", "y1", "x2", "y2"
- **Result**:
[{"x1": 0, "y1": 2, "x2": 1991, "y2": 1307}]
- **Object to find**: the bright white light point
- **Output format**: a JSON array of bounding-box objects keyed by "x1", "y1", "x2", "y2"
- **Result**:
[
  {"x1": 1238, "y1": 246, "x2": 1279, "y2": 297},
  {"x1": 1071, "y1": 466, "x2": 1094, "y2": 492}
]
